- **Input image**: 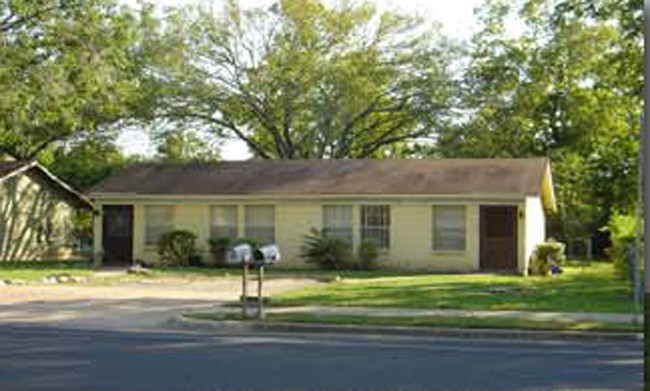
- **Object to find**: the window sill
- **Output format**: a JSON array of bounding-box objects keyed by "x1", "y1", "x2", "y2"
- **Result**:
[{"x1": 430, "y1": 250, "x2": 467, "y2": 255}]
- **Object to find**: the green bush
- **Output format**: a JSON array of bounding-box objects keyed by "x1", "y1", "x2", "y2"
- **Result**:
[
  {"x1": 301, "y1": 229, "x2": 354, "y2": 270},
  {"x1": 358, "y1": 238, "x2": 381, "y2": 270},
  {"x1": 231, "y1": 237, "x2": 260, "y2": 248},
  {"x1": 157, "y1": 230, "x2": 198, "y2": 267},
  {"x1": 208, "y1": 237, "x2": 233, "y2": 267},
  {"x1": 529, "y1": 239, "x2": 566, "y2": 276},
  {"x1": 603, "y1": 212, "x2": 640, "y2": 281}
]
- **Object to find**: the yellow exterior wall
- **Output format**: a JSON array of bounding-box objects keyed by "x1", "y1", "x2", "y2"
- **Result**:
[
  {"x1": 276, "y1": 204, "x2": 321, "y2": 267},
  {"x1": 92, "y1": 197, "x2": 540, "y2": 273},
  {"x1": 524, "y1": 196, "x2": 546, "y2": 271}
]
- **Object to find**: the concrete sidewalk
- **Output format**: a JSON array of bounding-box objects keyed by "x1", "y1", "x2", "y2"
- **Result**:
[{"x1": 214, "y1": 305, "x2": 642, "y2": 324}]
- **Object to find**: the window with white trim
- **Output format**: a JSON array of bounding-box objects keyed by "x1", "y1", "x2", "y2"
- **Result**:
[
  {"x1": 145, "y1": 205, "x2": 174, "y2": 245},
  {"x1": 323, "y1": 205, "x2": 353, "y2": 244},
  {"x1": 361, "y1": 205, "x2": 390, "y2": 249},
  {"x1": 244, "y1": 205, "x2": 275, "y2": 244},
  {"x1": 210, "y1": 205, "x2": 238, "y2": 238},
  {"x1": 432, "y1": 205, "x2": 466, "y2": 251}
]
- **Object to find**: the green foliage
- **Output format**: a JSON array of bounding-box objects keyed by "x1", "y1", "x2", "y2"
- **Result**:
[
  {"x1": 46, "y1": 135, "x2": 126, "y2": 190},
  {"x1": 208, "y1": 236, "x2": 233, "y2": 267},
  {"x1": 419, "y1": 0, "x2": 642, "y2": 240},
  {"x1": 603, "y1": 212, "x2": 639, "y2": 281},
  {"x1": 0, "y1": 0, "x2": 158, "y2": 160},
  {"x1": 231, "y1": 237, "x2": 260, "y2": 249},
  {"x1": 301, "y1": 229, "x2": 354, "y2": 270},
  {"x1": 529, "y1": 239, "x2": 566, "y2": 276},
  {"x1": 154, "y1": 128, "x2": 220, "y2": 162},
  {"x1": 358, "y1": 238, "x2": 381, "y2": 271},
  {"x1": 157, "y1": 230, "x2": 198, "y2": 267},
  {"x1": 140, "y1": 0, "x2": 456, "y2": 159}
]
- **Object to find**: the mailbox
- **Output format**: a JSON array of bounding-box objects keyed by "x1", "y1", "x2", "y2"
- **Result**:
[
  {"x1": 253, "y1": 244, "x2": 280, "y2": 266},
  {"x1": 227, "y1": 243, "x2": 253, "y2": 265}
]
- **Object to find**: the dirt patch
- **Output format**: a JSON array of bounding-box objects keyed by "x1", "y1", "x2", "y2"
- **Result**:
[{"x1": 0, "y1": 278, "x2": 320, "y2": 305}]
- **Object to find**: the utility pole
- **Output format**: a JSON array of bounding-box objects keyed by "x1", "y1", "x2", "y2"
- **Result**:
[{"x1": 633, "y1": 115, "x2": 644, "y2": 324}]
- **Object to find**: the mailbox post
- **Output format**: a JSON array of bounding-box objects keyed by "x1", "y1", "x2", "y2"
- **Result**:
[
  {"x1": 257, "y1": 265, "x2": 265, "y2": 320},
  {"x1": 242, "y1": 258, "x2": 249, "y2": 319},
  {"x1": 228, "y1": 243, "x2": 280, "y2": 321}
]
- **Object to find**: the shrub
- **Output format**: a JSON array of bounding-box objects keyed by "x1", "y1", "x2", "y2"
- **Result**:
[
  {"x1": 358, "y1": 238, "x2": 381, "y2": 270},
  {"x1": 529, "y1": 239, "x2": 566, "y2": 276},
  {"x1": 301, "y1": 228, "x2": 354, "y2": 270},
  {"x1": 231, "y1": 237, "x2": 260, "y2": 249},
  {"x1": 157, "y1": 230, "x2": 198, "y2": 267},
  {"x1": 208, "y1": 237, "x2": 233, "y2": 267},
  {"x1": 603, "y1": 212, "x2": 641, "y2": 281}
]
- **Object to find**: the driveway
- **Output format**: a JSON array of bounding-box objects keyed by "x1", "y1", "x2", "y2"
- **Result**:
[{"x1": 0, "y1": 278, "x2": 316, "y2": 331}]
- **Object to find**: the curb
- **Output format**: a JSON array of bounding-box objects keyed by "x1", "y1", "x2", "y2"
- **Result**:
[{"x1": 166, "y1": 315, "x2": 644, "y2": 342}]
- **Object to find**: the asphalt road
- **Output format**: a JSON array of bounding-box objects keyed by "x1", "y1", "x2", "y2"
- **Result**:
[{"x1": 0, "y1": 324, "x2": 642, "y2": 391}]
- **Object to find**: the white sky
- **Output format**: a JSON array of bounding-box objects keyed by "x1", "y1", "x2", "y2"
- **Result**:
[{"x1": 117, "y1": 0, "x2": 517, "y2": 160}]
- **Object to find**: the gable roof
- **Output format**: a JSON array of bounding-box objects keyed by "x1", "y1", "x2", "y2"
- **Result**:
[
  {"x1": 88, "y1": 158, "x2": 555, "y2": 208},
  {"x1": 0, "y1": 161, "x2": 94, "y2": 210}
]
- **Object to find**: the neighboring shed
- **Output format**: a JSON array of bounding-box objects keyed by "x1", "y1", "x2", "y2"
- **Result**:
[{"x1": 0, "y1": 161, "x2": 94, "y2": 262}]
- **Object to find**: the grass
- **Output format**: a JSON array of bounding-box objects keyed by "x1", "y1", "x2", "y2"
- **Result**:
[
  {"x1": 184, "y1": 312, "x2": 642, "y2": 332},
  {"x1": 272, "y1": 262, "x2": 637, "y2": 314},
  {"x1": 0, "y1": 261, "x2": 638, "y2": 316},
  {"x1": 0, "y1": 261, "x2": 94, "y2": 282},
  {"x1": 147, "y1": 266, "x2": 423, "y2": 281}
]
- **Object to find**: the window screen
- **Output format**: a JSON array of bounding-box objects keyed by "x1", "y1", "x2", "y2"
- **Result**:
[
  {"x1": 145, "y1": 205, "x2": 174, "y2": 245},
  {"x1": 244, "y1": 205, "x2": 275, "y2": 244},
  {"x1": 433, "y1": 205, "x2": 466, "y2": 251},
  {"x1": 361, "y1": 205, "x2": 390, "y2": 249},
  {"x1": 323, "y1": 205, "x2": 353, "y2": 244},
  {"x1": 210, "y1": 205, "x2": 238, "y2": 238}
]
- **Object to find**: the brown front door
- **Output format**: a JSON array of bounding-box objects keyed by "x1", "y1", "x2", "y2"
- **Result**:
[
  {"x1": 480, "y1": 205, "x2": 518, "y2": 271},
  {"x1": 102, "y1": 205, "x2": 134, "y2": 266}
]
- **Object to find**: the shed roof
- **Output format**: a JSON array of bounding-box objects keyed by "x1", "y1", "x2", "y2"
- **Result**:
[
  {"x1": 0, "y1": 161, "x2": 94, "y2": 210},
  {"x1": 88, "y1": 158, "x2": 553, "y2": 202}
]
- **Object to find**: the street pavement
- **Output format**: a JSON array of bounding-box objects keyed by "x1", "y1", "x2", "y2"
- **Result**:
[
  {"x1": 0, "y1": 282, "x2": 643, "y2": 391},
  {"x1": 0, "y1": 323, "x2": 643, "y2": 391}
]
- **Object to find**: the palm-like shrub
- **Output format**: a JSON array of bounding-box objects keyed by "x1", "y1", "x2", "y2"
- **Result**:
[
  {"x1": 301, "y1": 228, "x2": 354, "y2": 270},
  {"x1": 529, "y1": 239, "x2": 566, "y2": 276}
]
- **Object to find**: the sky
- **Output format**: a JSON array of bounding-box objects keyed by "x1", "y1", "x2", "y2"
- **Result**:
[{"x1": 117, "y1": 0, "x2": 510, "y2": 160}]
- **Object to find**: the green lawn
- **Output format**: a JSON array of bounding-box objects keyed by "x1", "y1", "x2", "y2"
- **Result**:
[
  {"x1": 272, "y1": 262, "x2": 636, "y2": 313},
  {"x1": 185, "y1": 312, "x2": 642, "y2": 332},
  {"x1": 0, "y1": 261, "x2": 94, "y2": 281}
]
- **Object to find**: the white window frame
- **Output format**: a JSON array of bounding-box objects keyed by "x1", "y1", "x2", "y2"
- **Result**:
[
  {"x1": 244, "y1": 205, "x2": 275, "y2": 244},
  {"x1": 210, "y1": 205, "x2": 238, "y2": 238},
  {"x1": 322, "y1": 205, "x2": 353, "y2": 244},
  {"x1": 361, "y1": 205, "x2": 390, "y2": 249},
  {"x1": 432, "y1": 205, "x2": 466, "y2": 251},
  {"x1": 145, "y1": 205, "x2": 174, "y2": 245}
]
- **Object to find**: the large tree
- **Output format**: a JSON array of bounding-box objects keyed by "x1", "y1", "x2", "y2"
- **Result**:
[
  {"x1": 423, "y1": 0, "x2": 642, "y2": 239},
  {"x1": 0, "y1": 0, "x2": 155, "y2": 160},
  {"x1": 140, "y1": 0, "x2": 457, "y2": 159}
]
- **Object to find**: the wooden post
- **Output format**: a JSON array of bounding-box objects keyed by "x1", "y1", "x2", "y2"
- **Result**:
[
  {"x1": 242, "y1": 259, "x2": 249, "y2": 319},
  {"x1": 258, "y1": 265, "x2": 265, "y2": 320}
]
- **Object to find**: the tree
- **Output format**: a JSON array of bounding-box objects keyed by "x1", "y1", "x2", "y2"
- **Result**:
[
  {"x1": 0, "y1": 0, "x2": 156, "y2": 160},
  {"x1": 153, "y1": 128, "x2": 220, "y2": 162},
  {"x1": 425, "y1": 0, "x2": 642, "y2": 239},
  {"x1": 140, "y1": 0, "x2": 457, "y2": 159},
  {"x1": 45, "y1": 134, "x2": 126, "y2": 191}
]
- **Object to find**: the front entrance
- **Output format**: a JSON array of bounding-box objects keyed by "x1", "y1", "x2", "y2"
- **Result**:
[
  {"x1": 480, "y1": 205, "x2": 518, "y2": 271},
  {"x1": 102, "y1": 205, "x2": 134, "y2": 266}
]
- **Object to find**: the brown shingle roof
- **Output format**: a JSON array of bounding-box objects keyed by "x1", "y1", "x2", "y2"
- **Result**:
[{"x1": 88, "y1": 158, "x2": 551, "y2": 197}]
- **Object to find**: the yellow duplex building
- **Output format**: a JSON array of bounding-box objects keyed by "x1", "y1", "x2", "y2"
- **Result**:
[{"x1": 87, "y1": 158, "x2": 556, "y2": 274}]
